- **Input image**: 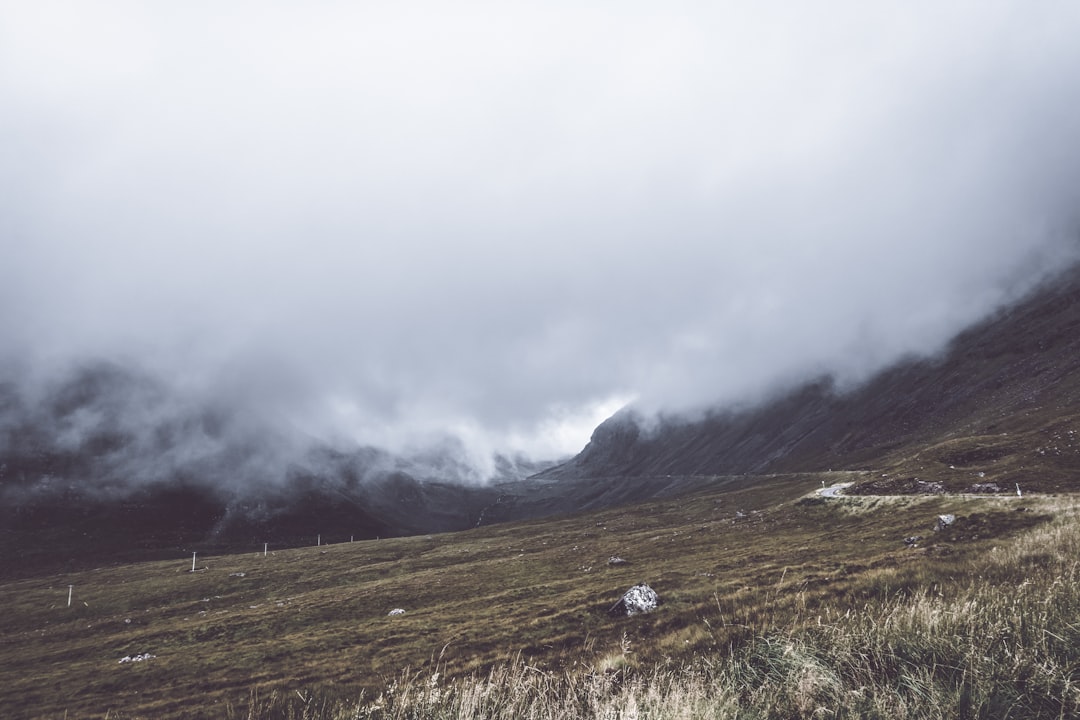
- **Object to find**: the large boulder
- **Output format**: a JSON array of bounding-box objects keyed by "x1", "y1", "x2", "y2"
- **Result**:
[{"x1": 608, "y1": 583, "x2": 659, "y2": 616}]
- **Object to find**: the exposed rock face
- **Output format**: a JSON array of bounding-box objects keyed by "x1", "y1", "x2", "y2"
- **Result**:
[{"x1": 609, "y1": 583, "x2": 659, "y2": 616}]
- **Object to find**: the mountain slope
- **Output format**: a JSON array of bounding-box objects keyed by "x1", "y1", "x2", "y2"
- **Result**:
[{"x1": 542, "y1": 264, "x2": 1080, "y2": 492}]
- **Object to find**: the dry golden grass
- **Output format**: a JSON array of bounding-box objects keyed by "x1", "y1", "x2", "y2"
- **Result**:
[
  {"x1": 0, "y1": 474, "x2": 1063, "y2": 719},
  {"x1": 243, "y1": 494, "x2": 1080, "y2": 720}
]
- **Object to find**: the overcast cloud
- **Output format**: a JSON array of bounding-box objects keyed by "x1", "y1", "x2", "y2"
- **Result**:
[{"x1": 2, "y1": 1, "x2": 1080, "y2": 473}]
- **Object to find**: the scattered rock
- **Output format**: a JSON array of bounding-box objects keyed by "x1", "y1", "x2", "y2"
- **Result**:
[
  {"x1": 608, "y1": 583, "x2": 659, "y2": 617},
  {"x1": 934, "y1": 514, "x2": 956, "y2": 532},
  {"x1": 848, "y1": 478, "x2": 945, "y2": 495},
  {"x1": 229, "y1": 572, "x2": 246, "y2": 577},
  {"x1": 118, "y1": 653, "x2": 156, "y2": 664},
  {"x1": 607, "y1": 556, "x2": 629, "y2": 566},
  {"x1": 966, "y1": 483, "x2": 1001, "y2": 494},
  {"x1": 387, "y1": 608, "x2": 406, "y2": 616},
  {"x1": 904, "y1": 535, "x2": 923, "y2": 547}
]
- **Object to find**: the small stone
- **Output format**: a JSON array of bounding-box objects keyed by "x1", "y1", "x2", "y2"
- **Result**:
[
  {"x1": 934, "y1": 514, "x2": 956, "y2": 532},
  {"x1": 388, "y1": 608, "x2": 406, "y2": 616},
  {"x1": 119, "y1": 652, "x2": 155, "y2": 664}
]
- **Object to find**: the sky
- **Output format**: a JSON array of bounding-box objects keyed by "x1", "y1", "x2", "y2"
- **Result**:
[{"x1": 3, "y1": 1, "x2": 1080, "y2": 478}]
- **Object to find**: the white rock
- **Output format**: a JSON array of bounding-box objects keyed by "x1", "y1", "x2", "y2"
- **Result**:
[
  {"x1": 609, "y1": 583, "x2": 659, "y2": 616},
  {"x1": 119, "y1": 653, "x2": 156, "y2": 664},
  {"x1": 934, "y1": 514, "x2": 956, "y2": 532},
  {"x1": 388, "y1": 608, "x2": 406, "y2": 616}
]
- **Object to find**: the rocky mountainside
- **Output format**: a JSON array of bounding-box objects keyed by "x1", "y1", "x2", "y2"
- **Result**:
[{"x1": 541, "y1": 264, "x2": 1080, "y2": 493}]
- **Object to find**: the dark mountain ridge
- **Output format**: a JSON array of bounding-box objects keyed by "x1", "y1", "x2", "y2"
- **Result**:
[{"x1": 543, "y1": 263, "x2": 1080, "y2": 492}]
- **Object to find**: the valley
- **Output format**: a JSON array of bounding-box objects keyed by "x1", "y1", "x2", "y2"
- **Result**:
[
  {"x1": 0, "y1": 471, "x2": 1057, "y2": 719},
  {"x1": 3, "y1": 268, "x2": 1080, "y2": 718}
]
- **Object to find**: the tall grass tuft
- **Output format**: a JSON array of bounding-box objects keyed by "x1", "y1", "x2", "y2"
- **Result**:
[{"x1": 242, "y1": 501, "x2": 1080, "y2": 720}]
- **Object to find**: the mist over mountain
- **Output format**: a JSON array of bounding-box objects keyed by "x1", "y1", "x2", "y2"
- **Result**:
[
  {"x1": 0, "y1": 360, "x2": 508, "y2": 496},
  {"x1": 5, "y1": 257, "x2": 1080, "y2": 579},
  {"x1": 3, "y1": 3, "x2": 1080, "y2": 579},
  {"x1": 3, "y1": 2, "x2": 1080, "y2": 480},
  {"x1": 544, "y1": 262, "x2": 1080, "y2": 491},
  {"x1": 0, "y1": 361, "x2": 554, "y2": 575}
]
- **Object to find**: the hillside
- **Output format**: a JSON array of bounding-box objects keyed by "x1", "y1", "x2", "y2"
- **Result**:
[
  {"x1": 541, "y1": 264, "x2": 1080, "y2": 493},
  {"x1": 0, "y1": 471, "x2": 1067, "y2": 719}
]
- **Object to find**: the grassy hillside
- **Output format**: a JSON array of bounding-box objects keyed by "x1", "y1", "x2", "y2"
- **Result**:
[
  {"x1": 0, "y1": 471, "x2": 1063, "y2": 719},
  {"x1": 250, "y1": 496, "x2": 1080, "y2": 720}
]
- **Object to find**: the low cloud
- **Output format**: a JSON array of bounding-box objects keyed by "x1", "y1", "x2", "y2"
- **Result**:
[{"x1": 2, "y1": 2, "x2": 1079, "y2": 481}]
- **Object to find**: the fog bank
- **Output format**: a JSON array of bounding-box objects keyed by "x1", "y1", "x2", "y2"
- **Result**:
[{"x1": 2, "y1": 2, "x2": 1079, "y2": 480}]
